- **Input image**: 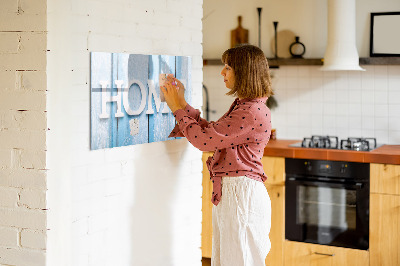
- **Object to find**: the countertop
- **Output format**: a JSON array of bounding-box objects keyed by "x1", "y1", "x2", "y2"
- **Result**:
[{"x1": 263, "y1": 139, "x2": 400, "y2": 165}]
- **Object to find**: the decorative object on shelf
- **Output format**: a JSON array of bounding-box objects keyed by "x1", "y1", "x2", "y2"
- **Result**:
[
  {"x1": 266, "y1": 72, "x2": 278, "y2": 110},
  {"x1": 273, "y1": 21, "x2": 279, "y2": 58},
  {"x1": 270, "y1": 129, "x2": 276, "y2": 140},
  {"x1": 289, "y1": 36, "x2": 306, "y2": 58},
  {"x1": 257, "y1": 8, "x2": 262, "y2": 48},
  {"x1": 266, "y1": 77, "x2": 278, "y2": 139},
  {"x1": 269, "y1": 30, "x2": 295, "y2": 59},
  {"x1": 231, "y1": 16, "x2": 249, "y2": 48},
  {"x1": 370, "y1": 12, "x2": 400, "y2": 57},
  {"x1": 266, "y1": 95, "x2": 278, "y2": 110}
]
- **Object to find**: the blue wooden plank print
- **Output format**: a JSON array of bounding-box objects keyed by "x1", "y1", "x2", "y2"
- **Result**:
[
  {"x1": 111, "y1": 53, "x2": 119, "y2": 148},
  {"x1": 148, "y1": 55, "x2": 176, "y2": 143},
  {"x1": 176, "y1": 56, "x2": 192, "y2": 106},
  {"x1": 90, "y1": 52, "x2": 113, "y2": 150},
  {"x1": 115, "y1": 53, "x2": 149, "y2": 146},
  {"x1": 90, "y1": 52, "x2": 191, "y2": 150}
]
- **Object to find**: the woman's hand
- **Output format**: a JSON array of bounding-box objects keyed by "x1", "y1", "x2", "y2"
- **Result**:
[
  {"x1": 173, "y1": 77, "x2": 187, "y2": 108},
  {"x1": 161, "y1": 77, "x2": 185, "y2": 113}
]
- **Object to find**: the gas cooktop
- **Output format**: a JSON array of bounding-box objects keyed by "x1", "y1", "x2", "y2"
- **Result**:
[{"x1": 289, "y1": 135, "x2": 382, "y2": 151}]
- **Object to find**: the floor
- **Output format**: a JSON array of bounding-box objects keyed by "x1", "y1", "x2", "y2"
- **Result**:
[{"x1": 202, "y1": 257, "x2": 211, "y2": 266}]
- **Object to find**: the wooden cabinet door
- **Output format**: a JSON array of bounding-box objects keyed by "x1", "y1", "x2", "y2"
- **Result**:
[
  {"x1": 370, "y1": 163, "x2": 400, "y2": 195},
  {"x1": 264, "y1": 184, "x2": 284, "y2": 266},
  {"x1": 370, "y1": 193, "x2": 400, "y2": 266},
  {"x1": 202, "y1": 152, "x2": 213, "y2": 258},
  {"x1": 284, "y1": 241, "x2": 369, "y2": 266},
  {"x1": 262, "y1": 156, "x2": 285, "y2": 186}
]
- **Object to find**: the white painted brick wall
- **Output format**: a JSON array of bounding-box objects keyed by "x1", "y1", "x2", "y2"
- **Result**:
[
  {"x1": 19, "y1": 189, "x2": 47, "y2": 209},
  {"x1": 0, "y1": 169, "x2": 47, "y2": 190},
  {"x1": 0, "y1": 247, "x2": 46, "y2": 266},
  {"x1": 21, "y1": 229, "x2": 47, "y2": 250},
  {"x1": 0, "y1": 187, "x2": 19, "y2": 208},
  {"x1": 0, "y1": 227, "x2": 19, "y2": 247},
  {"x1": 46, "y1": 1, "x2": 203, "y2": 266},
  {"x1": 0, "y1": 0, "x2": 48, "y2": 265},
  {"x1": 0, "y1": 208, "x2": 46, "y2": 230}
]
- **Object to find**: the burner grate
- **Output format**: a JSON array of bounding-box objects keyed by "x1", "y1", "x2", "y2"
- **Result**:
[
  {"x1": 296, "y1": 136, "x2": 378, "y2": 151},
  {"x1": 340, "y1": 137, "x2": 377, "y2": 151},
  {"x1": 301, "y1": 135, "x2": 339, "y2": 149}
]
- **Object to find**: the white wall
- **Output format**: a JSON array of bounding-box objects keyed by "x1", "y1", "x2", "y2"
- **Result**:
[
  {"x1": 46, "y1": 0, "x2": 203, "y2": 266},
  {"x1": 0, "y1": 0, "x2": 48, "y2": 265},
  {"x1": 203, "y1": 0, "x2": 400, "y2": 58},
  {"x1": 203, "y1": 0, "x2": 400, "y2": 145}
]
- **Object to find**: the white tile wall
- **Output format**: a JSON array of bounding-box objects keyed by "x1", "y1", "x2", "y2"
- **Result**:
[
  {"x1": 272, "y1": 65, "x2": 400, "y2": 144},
  {"x1": 203, "y1": 65, "x2": 400, "y2": 144}
]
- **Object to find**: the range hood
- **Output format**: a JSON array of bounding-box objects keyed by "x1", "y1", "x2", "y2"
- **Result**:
[{"x1": 320, "y1": 0, "x2": 365, "y2": 71}]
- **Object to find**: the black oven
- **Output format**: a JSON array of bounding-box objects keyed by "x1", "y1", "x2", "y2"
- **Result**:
[{"x1": 285, "y1": 158, "x2": 369, "y2": 250}]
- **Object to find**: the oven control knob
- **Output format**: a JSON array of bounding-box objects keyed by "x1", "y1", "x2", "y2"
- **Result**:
[
  {"x1": 340, "y1": 164, "x2": 347, "y2": 174},
  {"x1": 304, "y1": 162, "x2": 312, "y2": 171}
]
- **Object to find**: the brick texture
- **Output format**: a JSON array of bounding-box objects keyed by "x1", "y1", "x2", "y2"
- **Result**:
[
  {"x1": 0, "y1": 227, "x2": 19, "y2": 247},
  {"x1": 0, "y1": 0, "x2": 47, "y2": 264},
  {"x1": 21, "y1": 229, "x2": 46, "y2": 250}
]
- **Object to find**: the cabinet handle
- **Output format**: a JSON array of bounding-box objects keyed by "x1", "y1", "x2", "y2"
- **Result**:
[{"x1": 314, "y1": 252, "x2": 335, "y2": 257}]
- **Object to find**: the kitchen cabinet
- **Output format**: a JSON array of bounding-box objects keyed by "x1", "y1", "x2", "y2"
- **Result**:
[
  {"x1": 261, "y1": 156, "x2": 285, "y2": 186},
  {"x1": 261, "y1": 156, "x2": 285, "y2": 266},
  {"x1": 202, "y1": 156, "x2": 400, "y2": 265},
  {"x1": 370, "y1": 163, "x2": 400, "y2": 195},
  {"x1": 201, "y1": 154, "x2": 286, "y2": 266},
  {"x1": 370, "y1": 193, "x2": 400, "y2": 266},
  {"x1": 202, "y1": 152, "x2": 213, "y2": 258},
  {"x1": 284, "y1": 241, "x2": 369, "y2": 266},
  {"x1": 370, "y1": 163, "x2": 400, "y2": 266},
  {"x1": 264, "y1": 184, "x2": 284, "y2": 266}
]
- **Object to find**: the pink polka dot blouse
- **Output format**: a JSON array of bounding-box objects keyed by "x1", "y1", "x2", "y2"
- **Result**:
[{"x1": 169, "y1": 97, "x2": 272, "y2": 206}]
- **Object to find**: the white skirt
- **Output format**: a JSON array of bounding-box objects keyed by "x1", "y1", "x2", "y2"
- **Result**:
[{"x1": 212, "y1": 176, "x2": 271, "y2": 266}]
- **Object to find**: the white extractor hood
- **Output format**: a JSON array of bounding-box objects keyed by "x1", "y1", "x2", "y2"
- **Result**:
[{"x1": 320, "y1": 0, "x2": 365, "y2": 71}]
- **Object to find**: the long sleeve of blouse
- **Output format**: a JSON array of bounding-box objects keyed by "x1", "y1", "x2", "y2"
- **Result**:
[
  {"x1": 172, "y1": 105, "x2": 256, "y2": 152},
  {"x1": 168, "y1": 104, "x2": 210, "y2": 138},
  {"x1": 169, "y1": 98, "x2": 271, "y2": 206}
]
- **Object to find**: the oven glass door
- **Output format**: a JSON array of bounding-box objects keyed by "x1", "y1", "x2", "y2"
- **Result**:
[
  {"x1": 286, "y1": 179, "x2": 369, "y2": 250},
  {"x1": 298, "y1": 185, "x2": 356, "y2": 230}
]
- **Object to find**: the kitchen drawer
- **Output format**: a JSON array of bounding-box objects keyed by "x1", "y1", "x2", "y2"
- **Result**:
[{"x1": 284, "y1": 241, "x2": 369, "y2": 266}]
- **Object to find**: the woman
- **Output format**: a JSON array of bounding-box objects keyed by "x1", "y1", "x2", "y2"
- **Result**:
[{"x1": 162, "y1": 44, "x2": 273, "y2": 266}]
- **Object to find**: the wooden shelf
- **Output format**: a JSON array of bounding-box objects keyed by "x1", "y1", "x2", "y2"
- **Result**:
[
  {"x1": 359, "y1": 57, "x2": 400, "y2": 65},
  {"x1": 203, "y1": 58, "x2": 323, "y2": 67},
  {"x1": 203, "y1": 57, "x2": 400, "y2": 67},
  {"x1": 268, "y1": 58, "x2": 322, "y2": 67}
]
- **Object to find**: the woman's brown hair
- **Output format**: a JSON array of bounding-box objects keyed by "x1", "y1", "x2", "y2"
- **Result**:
[{"x1": 221, "y1": 44, "x2": 273, "y2": 99}]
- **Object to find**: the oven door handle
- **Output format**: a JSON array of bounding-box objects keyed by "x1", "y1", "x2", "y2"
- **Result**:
[{"x1": 287, "y1": 177, "x2": 364, "y2": 189}]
